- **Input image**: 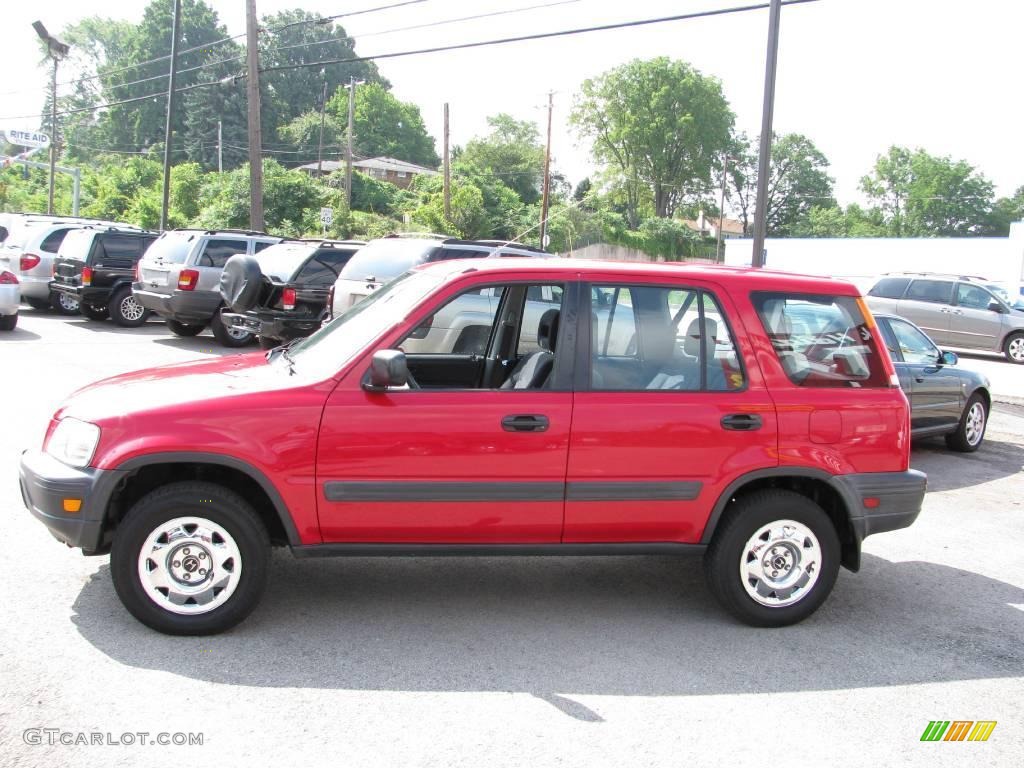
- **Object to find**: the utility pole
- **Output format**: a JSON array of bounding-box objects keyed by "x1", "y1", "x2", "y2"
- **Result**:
[
  {"x1": 245, "y1": 0, "x2": 264, "y2": 231},
  {"x1": 538, "y1": 91, "x2": 553, "y2": 250},
  {"x1": 344, "y1": 76, "x2": 361, "y2": 209},
  {"x1": 159, "y1": 0, "x2": 182, "y2": 231},
  {"x1": 750, "y1": 0, "x2": 782, "y2": 269},
  {"x1": 443, "y1": 102, "x2": 451, "y2": 221},
  {"x1": 716, "y1": 153, "x2": 731, "y2": 263},
  {"x1": 316, "y1": 71, "x2": 328, "y2": 176},
  {"x1": 217, "y1": 120, "x2": 223, "y2": 173},
  {"x1": 33, "y1": 21, "x2": 69, "y2": 215}
]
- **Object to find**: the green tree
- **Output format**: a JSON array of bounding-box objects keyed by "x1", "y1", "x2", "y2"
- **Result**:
[
  {"x1": 571, "y1": 57, "x2": 734, "y2": 222},
  {"x1": 328, "y1": 82, "x2": 438, "y2": 167},
  {"x1": 860, "y1": 146, "x2": 996, "y2": 236},
  {"x1": 458, "y1": 114, "x2": 545, "y2": 205},
  {"x1": 980, "y1": 185, "x2": 1024, "y2": 236},
  {"x1": 410, "y1": 177, "x2": 489, "y2": 239}
]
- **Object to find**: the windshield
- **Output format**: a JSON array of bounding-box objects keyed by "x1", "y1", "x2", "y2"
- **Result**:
[
  {"x1": 984, "y1": 283, "x2": 1024, "y2": 310},
  {"x1": 252, "y1": 242, "x2": 314, "y2": 281},
  {"x1": 144, "y1": 231, "x2": 196, "y2": 264},
  {"x1": 281, "y1": 269, "x2": 446, "y2": 380},
  {"x1": 338, "y1": 239, "x2": 440, "y2": 282}
]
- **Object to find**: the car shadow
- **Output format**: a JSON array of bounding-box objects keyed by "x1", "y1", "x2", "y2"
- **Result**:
[
  {"x1": 0, "y1": 325, "x2": 41, "y2": 341},
  {"x1": 152, "y1": 337, "x2": 242, "y2": 356},
  {"x1": 71, "y1": 553, "x2": 1023, "y2": 713},
  {"x1": 63, "y1": 318, "x2": 168, "y2": 335},
  {"x1": 911, "y1": 437, "x2": 1024, "y2": 492}
]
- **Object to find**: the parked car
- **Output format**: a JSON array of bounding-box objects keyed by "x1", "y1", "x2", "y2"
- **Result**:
[
  {"x1": 19, "y1": 259, "x2": 927, "y2": 634},
  {"x1": 329, "y1": 235, "x2": 549, "y2": 317},
  {"x1": 133, "y1": 229, "x2": 282, "y2": 346},
  {"x1": 0, "y1": 268, "x2": 19, "y2": 330},
  {"x1": 220, "y1": 239, "x2": 365, "y2": 349},
  {"x1": 872, "y1": 314, "x2": 990, "y2": 451},
  {"x1": 50, "y1": 226, "x2": 159, "y2": 326},
  {"x1": 866, "y1": 272, "x2": 1024, "y2": 363}
]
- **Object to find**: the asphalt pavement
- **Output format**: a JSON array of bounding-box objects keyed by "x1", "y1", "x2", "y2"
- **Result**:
[{"x1": 1, "y1": 309, "x2": 1021, "y2": 767}]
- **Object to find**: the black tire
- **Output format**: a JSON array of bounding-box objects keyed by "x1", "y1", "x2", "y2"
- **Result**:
[
  {"x1": 1004, "y1": 332, "x2": 1024, "y2": 365},
  {"x1": 80, "y1": 303, "x2": 109, "y2": 321},
  {"x1": 258, "y1": 335, "x2": 280, "y2": 350},
  {"x1": 210, "y1": 308, "x2": 254, "y2": 347},
  {"x1": 220, "y1": 254, "x2": 264, "y2": 312},
  {"x1": 945, "y1": 392, "x2": 988, "y2": 452},
  {"x1": 0, "y1": 312, "x2": 16, "y2": 331},
  {"x1": 110, "y1": 481, "x2": 270, "y2": 635},
  {"x1": 26, "y1": 297, "x2": 51, "y2": 311},
  {"x1": 51, "y1": 291, "x2": 80, "y2": 315},
  {"x1": 167, "y1": 319, "x2": 206, "y2": 337},
  {"x1": 108, "y1": 286, "x2": 150, "y2": 328},
  {"x1": 703, "y1": 489, "x2": 841, "y2": 627}
]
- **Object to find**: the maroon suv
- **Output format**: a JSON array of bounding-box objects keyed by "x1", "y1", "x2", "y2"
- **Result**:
[{"x1": 19, "y1": 259, "x2": 926, "y2": 634}]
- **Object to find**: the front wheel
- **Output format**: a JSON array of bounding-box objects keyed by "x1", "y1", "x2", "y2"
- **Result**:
[
  {"x1": 109, "y1": 287, "x2": 150, "y2": 327},
  {"x1": 1004, "y1": 332, "x2": 1024, "y2": 364},
  {"x1": 52, "y1": 291, "x2": 80, "y2": 315},
  {"x1": 946, "y1": 393, "x2": 988, "y2": 452},
  {"x1": 110, "y1": 481, "x2": 270, "y2": 635},
  {"x1": 210, "y1": 308, "x2": 254, "y2": 347},
  {"x1": 704, "y1": 489, "x2": 840, "y2": 627}
]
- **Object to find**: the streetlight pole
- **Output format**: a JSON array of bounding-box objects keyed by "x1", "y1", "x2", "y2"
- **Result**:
[
  {"x1": 716, "y1": 153, "x2": 731, "y2": 263},
  {"x1": 539, "y1": 91, "x2": 554, "y2": 250},
  {"x1": 750, "y1": 0, "x2": 782, "y2": 269},
  {"x1": 344, "y1": 77, "x2": 364, "y2": 209},
  {"x1": 159, "y1": 0, "x2": 182, "y2": 231},
  {"x1": 33, "y1": 21, "x2": 69, "y2": 216},
  {"x1": 245, "y1": 0, "x2": 265, "y2": 232},
  {"x1": 316, "y1": 70, "x2": 327, "y2": 176}
]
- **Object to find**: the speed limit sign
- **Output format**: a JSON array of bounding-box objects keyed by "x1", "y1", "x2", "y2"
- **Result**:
[{"x1": 319, "y1": 207, "x2": 333, "y2": 226}]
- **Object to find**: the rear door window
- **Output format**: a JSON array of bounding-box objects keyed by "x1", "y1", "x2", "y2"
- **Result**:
[
  {"x1": 296, "y1": 250, "x2": 355, "y2": 286},
  {"x1": 752, "y1": 292, "x2": 890, "y2": 388},
  {"x1": 96, "y1": 234, "x2": 146, "y2": 260},
  {"x1": 904, "y1": 279, "x2": 954, "y2": 304},
  {"x1": 198, "y1": 239, "x2": 248, "y2": 268}
]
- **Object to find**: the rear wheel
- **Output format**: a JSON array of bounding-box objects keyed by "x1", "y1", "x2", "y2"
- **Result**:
[
  {"x1": 167, "y1": 319, "x2": 205, "y2": 337},
  {"x1": 0, "y1": 312, "x2": 16, "y2": 331},
  {"x1": 704, "y1": 489, "x2": 840, "y2": 627},
  {"x1": 210, "y1": 308, "x2": 254, "y2": 347},
  {"x1": 110, "y1": 481, "x2": 270, "y2": 635},
  {"x1": 80, "y1": 304, "x2": 109, "y2": 321},
  {"x1": 945, "y1": 393, "x2": 987, "y2": 452},
  {"x1": 26, "y1": 297, "x2": 51, "y2": 311},
  {"x1": 109, "y1": 287, "x2": 149, "y2": 327},
  {"x1": 1004, "y1": 332, "x2": 1024, "y2": 364},
  {"x1": 52, "y1": 292, "x2": 80, "y2": 315}
]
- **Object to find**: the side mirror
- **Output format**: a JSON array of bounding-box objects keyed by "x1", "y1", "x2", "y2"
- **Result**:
[
  {"x1": 988, "y1": 300, "x2": 1006, "y2": 314},
  {"x1": 364, "y1": 349, "x2": 409, "y2": 391},
  {"x1": 939, "y1": 350, "x2": 958, "y2": 366}
]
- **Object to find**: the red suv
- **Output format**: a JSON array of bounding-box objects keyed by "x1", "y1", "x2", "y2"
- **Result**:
[{"x1": 19, "y1": 259, "x2": 926, "y2": 634}]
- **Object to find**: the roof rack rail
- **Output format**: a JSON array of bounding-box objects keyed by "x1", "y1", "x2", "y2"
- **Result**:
[
  {"x1": 884, "y1": 271, "x2": 990, "y2": 281},
  {"x1": 382, "y1": 232, "x2": 451, "y2": 240}
]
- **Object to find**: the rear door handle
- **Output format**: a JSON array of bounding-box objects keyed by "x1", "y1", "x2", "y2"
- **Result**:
[
  {"x1": 501, "y1": 414, "x2": 549, "y2": 432},
  {"x1": 721, "y1": 413, "x2": 762, "y2": 431}
]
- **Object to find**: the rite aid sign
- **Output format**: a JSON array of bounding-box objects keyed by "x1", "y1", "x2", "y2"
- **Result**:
[{"x1": 2, "y1": 129, "x2": 51, "y2": 149}]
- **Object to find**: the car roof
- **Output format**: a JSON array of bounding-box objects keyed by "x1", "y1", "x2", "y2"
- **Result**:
[{"x1": 412, "y1": 258, "x2": 863, "y2": 294}]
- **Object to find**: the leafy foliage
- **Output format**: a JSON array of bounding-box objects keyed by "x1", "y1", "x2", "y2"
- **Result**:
[{"x1": 328, "y1": 82, "x2": 439, "y2": 168}]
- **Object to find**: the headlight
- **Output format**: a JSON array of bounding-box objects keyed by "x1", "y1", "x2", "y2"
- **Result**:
[{"x1": 46, "y1": 418, "x2": 101, "y2": 468}]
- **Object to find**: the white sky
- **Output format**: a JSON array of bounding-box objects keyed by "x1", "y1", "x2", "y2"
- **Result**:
[{"x1": 1, "y1": 0, "x2": 1022, "y2": 208}]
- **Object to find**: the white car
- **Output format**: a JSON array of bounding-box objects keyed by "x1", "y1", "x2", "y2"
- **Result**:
[
  {"x1": 329, "y1": 236, "x2": 549, "y2": 317},
  {"x1": 0, "y1": 268, "x2": 20, "y2": 330}
]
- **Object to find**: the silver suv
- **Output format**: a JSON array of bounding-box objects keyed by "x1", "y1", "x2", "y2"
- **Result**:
[
  {"x1": 866, "y1": 273, "x2": 1024, "y2": 363},
  {"x1": 330, "y1": 236, "x2": 548, "y2": 317},
  {"x1": 133, "y1": 229, "x2": 282, "y2": 346}
]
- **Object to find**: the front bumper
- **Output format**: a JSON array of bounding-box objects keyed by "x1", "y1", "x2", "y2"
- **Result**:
[
  {"x1": 18, "y1": 450, "x2": 126, "y2": 555},
  {"x1": 832, "y1": 469, "x2": 927, "y2": 542},
  {"x1": 133, "y1": 285, "x2": 221, "y2": 324},
  {"x1": 222, "y1": 310, "x2": 321, "y2": 342}
]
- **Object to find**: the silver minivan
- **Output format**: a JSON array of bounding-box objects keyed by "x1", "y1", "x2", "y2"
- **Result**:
[
  {"x1": 867, "y1": 273, "x2": 1024, "y2": 363},
  {"x1": 133, "y1": 229, "x2": 281, "y2": 346}
]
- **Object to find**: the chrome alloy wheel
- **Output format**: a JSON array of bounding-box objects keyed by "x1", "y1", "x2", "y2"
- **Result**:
[
  {"x1": 1008, "y1": 336, "x2": 1024, "y2": 363},
  {"x1": 120, "y1": 294, "x2": 146, "y2": 322},
  {"x1": 740, "y1": 520, "x2": 822, "y2": 608},
  {"x1": 964, "y1": 401, "x2": 986, "y2": 447},
  {"x1": 58, "y1": 292, "x2": 80, "y2": 312},
  {"x1": 137, "y1": 517, "x2": 242, "y2": 615}
]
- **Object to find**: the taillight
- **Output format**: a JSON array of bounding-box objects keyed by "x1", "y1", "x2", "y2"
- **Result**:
[
  {"x1": 133, "y1": 262, "x2": 141, "y2": 282},
  {"x1": 0, "y1": 271, "x2": 18, "y2": 285},
  {"x1": 20, "y1": 253, "x2": 40, "y2": 271},
  {"x1": 282, "y1": 287, "x2": 296, "y2": 311},
  {"x1": 325, "y1": 285, "x2": 334, "y2": 321},
  {"x1": 82, "y1": 266, "x2": 93, "y2": 286},
  {"x1": 177, "y1": 269, "x2": 199, "y2": 291}
]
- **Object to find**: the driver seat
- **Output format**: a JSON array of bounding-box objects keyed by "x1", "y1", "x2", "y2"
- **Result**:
[{"x1": 500, "y1": 309, "x2": 559, "y2": 389}]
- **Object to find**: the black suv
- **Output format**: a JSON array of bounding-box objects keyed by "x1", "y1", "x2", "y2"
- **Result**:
[
  {"x1": 220, "y1": 239, "x2": 365, "y2": 348},
  {"x1": 51, "y1": 226, "x2": 159, "y2": 326}
]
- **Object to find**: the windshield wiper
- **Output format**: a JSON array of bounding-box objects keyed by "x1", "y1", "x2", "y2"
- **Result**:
[{"x1": 265, "y1": 337, "x2": 303, "y2": 373}]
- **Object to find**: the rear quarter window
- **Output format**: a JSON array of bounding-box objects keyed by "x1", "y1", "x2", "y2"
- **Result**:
[
  {"x1": 868, "y1": 277, "x2": 910, "y2": 299},
  {"x1": 40, "y1": 228, "x2": 74, "y2": 253},
  {"x1": 752, "y1": 292, "x2": 891, "y2": 388}
]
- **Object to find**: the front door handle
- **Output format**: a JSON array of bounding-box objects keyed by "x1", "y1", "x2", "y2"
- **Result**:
[
  {"x1": 501, "y1": 414, "x2": 549, "y2": 432},
  {"x1": 721, "y1": 413, "x2": 762, "y2": 431}
]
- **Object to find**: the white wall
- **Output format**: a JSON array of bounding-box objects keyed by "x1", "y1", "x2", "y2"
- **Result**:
[{"x1": 723, "y1": 225, "x2": 1024, "y2": 293}]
